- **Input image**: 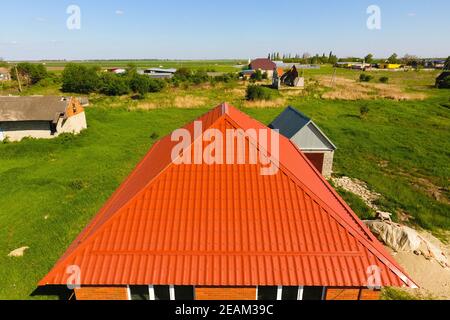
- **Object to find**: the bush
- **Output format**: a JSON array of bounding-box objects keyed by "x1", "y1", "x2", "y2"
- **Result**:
[
  {"x1": 359, "y1": 74, "x2": 373, "y2": 82},
  {"x1": 99, "y1": 73, "x2": 130, "y2": 96},
  {"x1": 147, "y1": 78, "x2": 165, "y2": 92},
  {"x1": 62, "y1": 63, "x2": 100, "y2": 94},
  {"x1": 129, "y1": 74, "x2": 150, "y2": 96},
  {"x1": 379, "y1": 76, "x2": 389, "y2": 83},
  {"x1": 251, "y1": 70, "x2": 263, "y2": 81},
  {"x1": 436, "y1": 75, "x2": 450, "y2": 89},
  {"x1": 360, "y1": 105, "x2": 370, "y2": 119},
  {"x1": 245, "y1": 85, "x2": 278, "y2": 101}
]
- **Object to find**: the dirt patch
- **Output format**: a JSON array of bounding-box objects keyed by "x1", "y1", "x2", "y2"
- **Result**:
[
  {"x1": 174, "y1": 95, "x2": 208, "y2": 108},
  {"x1": 244, "y1": 98, "x2": 287, "y2": 108},
  {"x1": 388, "y1": 168, "x2": 450, "y2": 205},
  {"x1": 317, "y1": 76, "x2": 426, "y2": 101},
  {"x1": 386, "y1": 230, "x2": 450, "y2": 300},
  {"x1": 134, "y1": 101, "x2": 159, "y2": 110}
]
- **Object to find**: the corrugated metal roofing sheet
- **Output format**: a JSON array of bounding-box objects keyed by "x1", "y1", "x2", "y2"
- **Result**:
[{"x1": 39, "y1": 103, "x2": 416, "y2": 288}]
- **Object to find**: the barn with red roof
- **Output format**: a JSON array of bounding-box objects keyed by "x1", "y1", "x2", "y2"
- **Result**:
[{"x1": 38, "y1": 103, "x2": 416, "y2": 300}]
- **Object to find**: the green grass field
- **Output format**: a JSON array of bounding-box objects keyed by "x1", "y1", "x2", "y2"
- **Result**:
[{"x1": 0, "y1": 63, "x2": 449, "y2": 299}]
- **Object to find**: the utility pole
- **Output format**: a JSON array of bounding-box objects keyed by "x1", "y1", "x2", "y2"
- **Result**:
[
  {"x1": 14, "y1": 65, "x2": 22, "y2": 92},
  {"x1": 331, "y1": 67, "x2": 337, "y2": 87}
]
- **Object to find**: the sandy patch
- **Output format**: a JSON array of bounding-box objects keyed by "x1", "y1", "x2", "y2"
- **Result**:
[
  {"x1": 244, "y1": 98, "x2": 286, "y2": 108},
  {"x1": 174, "y1": 95, "x2": 208, "y2": 108},
  {"x1": 317, "y1": 76, "x2": 426, "y2": 101},
  {"x1": 387, "y1": 229, "x2": 450, "y2": 300},
  {"x1": 134, "y1": 101, "x2": 158, "y2": 110}
]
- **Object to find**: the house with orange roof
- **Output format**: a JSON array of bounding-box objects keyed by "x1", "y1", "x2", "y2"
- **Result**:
[{"x1": 38, "y1": 103, "x2": 416, "y2": 300}]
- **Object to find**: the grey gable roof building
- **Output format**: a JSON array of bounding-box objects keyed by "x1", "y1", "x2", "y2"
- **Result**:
[
  {"x1": 0, "y1": 96, "x2": 71, "y2": 122},
  {"x1": 269, "y1": 106, "x2": 337, "y2": 151}
]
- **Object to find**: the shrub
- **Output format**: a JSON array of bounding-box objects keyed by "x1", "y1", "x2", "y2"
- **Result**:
[
  {"x1": 62, "y1": 63, "x2": 100, "y2": 94},
  {"x1": 130, "y1": 73, "x2": 150, "y2": 96},
  {"x1": 99, "y1": 73, "x2": 130, "y2": 96},
  {"x1": 245, "y1": 85, "x2": 277, "y2": 101},
  {"x1": 190, "y1": 70, "x2": 209, "y2": 85},
  {"x1": 360, "y1": 105, "x2": 370, "y2": 119},
  {"x1": 379, "y1": 76, "x2": 389, "y2": 84},
  {"x1": 147, "y1": 78, "x2": 165, "y2": 92},
  {"x1": 359, "y1": 74, "x2": 373, "y2": 82},
  {"x1": 436, "y1": 75, "x2": 450, "y2": 89},
  {"x1": 251, "y1": 70, "x2": 263, "y2": 81},
  {"x1": 262, "y1": 72, "x2": 269, "y2": 80}
]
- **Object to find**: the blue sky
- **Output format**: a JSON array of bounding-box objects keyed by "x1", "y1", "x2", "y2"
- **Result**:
[{"x1": 0, "y1": 0, "x2": 449, "y2": 60}]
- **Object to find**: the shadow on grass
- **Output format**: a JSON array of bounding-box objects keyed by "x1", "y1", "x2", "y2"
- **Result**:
[{"x1": 30, "y1": 286, "x2": 74, "y2": 300}]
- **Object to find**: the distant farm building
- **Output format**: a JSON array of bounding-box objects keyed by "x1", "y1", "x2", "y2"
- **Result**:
[
  {"x1": 335, "y1": 62, "x2": 371, "y2": 70},
  {"x1": 107, "y1": 68, "x2": 127, "y2": 74},
  {"x1": 139, "y1": 68, "x2": 177, "y2": 79},
  {"x1": 0, "y1": 67, "x2": 11, "y2": 81},
  {"x1": 0, "y1": 96, "x2": 87, "y2": 142},
  {"x1": 249, "y1": 58, "x2": 277, "y2": 78},
  {"x1": 424, "y1": 60, "x2": 446, "y2": 69},
  {"x1": 377, "y1": 63, "x2": 403, "y2": 70},
  {"x1": 269, "y1": 106, "x2": 337, "y2": 178}
]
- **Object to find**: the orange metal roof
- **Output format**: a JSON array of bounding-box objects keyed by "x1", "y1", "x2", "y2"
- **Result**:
[{"x1": 39, "y1": 103, "x2": 417, "y2": 288}]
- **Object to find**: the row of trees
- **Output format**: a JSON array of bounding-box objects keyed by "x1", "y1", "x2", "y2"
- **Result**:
[
  {"x1": 61, "y1": 64, "x2": 165, "y2": 96},
  {"x1": 269, "y1": 51, "x2": 449, "y2": 67},
  {"x1": 269, "y1": 52, "x2": 338, "y2": 65},
  {"x1": 61, "y1": 65, "x2": 239, "y2": 96}
]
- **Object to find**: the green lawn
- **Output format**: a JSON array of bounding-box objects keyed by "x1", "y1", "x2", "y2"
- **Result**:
[{"x1": 1, "y1": 65, "x2": 449, "y2": 300}]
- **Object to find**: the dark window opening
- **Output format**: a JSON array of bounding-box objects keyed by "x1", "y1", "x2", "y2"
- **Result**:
[
  {"x1": 153, "y1": 285, "x2": 170, "y2": 300},
  {"x1": 282, "y1": 286, "x2": 299, "y2": 300},
  {"x1": 129, "y1": 286, "x2": 149, "y2": 300},
  {"x1": 175, "y1": 286, "x2": 195, "y2": 300},
  {"x1": 303, "y1": 286, "x2": 325, "y2": 300},
  {"x1": 257, "y1": 286, "x2": 278, "y2": 300}
]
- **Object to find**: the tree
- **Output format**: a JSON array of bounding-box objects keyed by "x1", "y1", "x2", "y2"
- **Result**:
[
  {"x1": 364, "y1": 54, "x2": 374, "y2": 64},
  {"x1": 62, "y1": 63, "x2": 100, "y2": 94},
  {"x1": 11, "y1": 62, "x2": 48, "y2": 85},
  {"x1": 99, "y1": 73, "x2": 130, "y2": 96},
  {"x1": 387, "y1": 53, "x2": 399, "y2": 64},
  {"x1": 445, "y1": 56, "x2": 450, "y2": 70}
]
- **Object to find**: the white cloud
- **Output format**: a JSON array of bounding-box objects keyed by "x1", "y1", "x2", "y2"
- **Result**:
[
  {"x1": 407, "y1": 12, "x2": 417, "y2": 17},
  {"x1": 35, "y1": 17, "x2": 47, "y2": 22},
  {"x1": 115, "y1": 10, "x2": 124, "y2": 15}
]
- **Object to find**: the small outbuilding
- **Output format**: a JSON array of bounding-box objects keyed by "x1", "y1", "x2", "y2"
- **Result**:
[
  {"x1": 0, "y1": 67, "x2": 11, "y2": 81},
  {"x1": 269, "y1": 106, "x2": 337, "y2": 178},
  {"x1": 0, "y1": 96, "x2": 87, "y2": 142},
  {"x1": 249, "y1": 58, "x2": 277, "y2": 78}
]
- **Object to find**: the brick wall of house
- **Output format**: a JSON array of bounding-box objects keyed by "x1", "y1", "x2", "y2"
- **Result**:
[
  {"x1": 326, "y1": 288, "x2": 381, "y2": 300},
  {"x1": 359, "y1": 289, "x2": 381, "y2": 300},
  {"x1": 322, "y1": 150, "x2": 334, "y2": 178},
  {"x1": 196, "y1": 287, "x2": 257, "y2": 300},
  {"x1": 74, "y1": 286, "x2": 129, "y2": 300}
]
